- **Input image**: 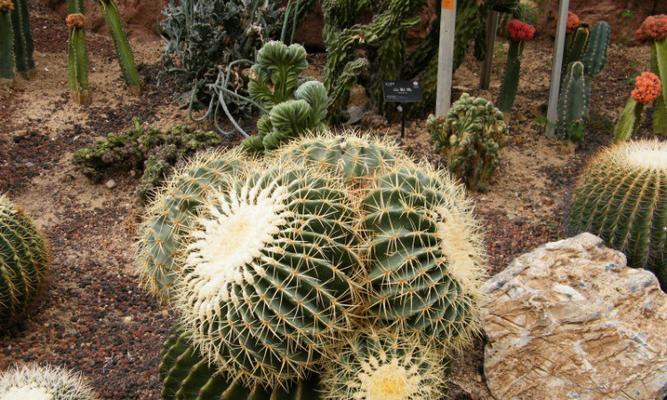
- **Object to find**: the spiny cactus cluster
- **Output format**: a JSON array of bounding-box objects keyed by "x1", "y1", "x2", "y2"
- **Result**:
[
  {"x1": 0, "y1": 195, "x2": 49, "y2": 325},
  {"x1": 497, "y1": 19, "x2": 535, "y2": 113},
  {"x1": 613, "y1": 72, "x2": 662, "y2": 142},
  {"x1": 568, "y1": 140, "x2": 667, "y2": 289},
  {"x1": 0, "y1": 364, "x2": 97, "y2": 400},
  {"x1": 428, "y1": 93, "x2": 508, "y2": 192},
  {"x1": 140, "y1": 132, "x2": 486, "y2": 398},
  {"x1": 636, "y1": 15, "x2": 667, "y2": 136},
  {"x1": 0, "y1": 0, "x2": 35, "y2": 86}
]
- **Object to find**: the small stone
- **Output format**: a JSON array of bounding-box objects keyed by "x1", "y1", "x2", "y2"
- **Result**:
[
  {"x1": 122, "y1": 316, "x2": 133, "y2": 325},
  {"x1": 105, "y1": 179, "x2": 117, "y2": 189}
]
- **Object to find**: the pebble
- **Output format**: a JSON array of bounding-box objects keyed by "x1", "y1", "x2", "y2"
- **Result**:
[{"x1": 105, "y1": 179, "x2": 117, "y2": 189}]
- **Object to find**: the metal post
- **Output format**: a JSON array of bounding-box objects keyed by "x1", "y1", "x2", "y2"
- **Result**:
[
  {"x1": 480, "y1": 11, "x2": 499, "y2": 90},
  {"x1": 435, "y1": 0, "x2": 457, "y2": 117},
  {"x1": 545, "y1": 0, "x2": 570, "y2": 136}
]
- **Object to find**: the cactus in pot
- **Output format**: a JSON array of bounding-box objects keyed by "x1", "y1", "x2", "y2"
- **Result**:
[
  {"x1": 66, "y1": 0, "x2": 90, "y2": 105},
  {"x1": 613, "y1": 72, "x2": 662, "y2": 142},
  {"x1": 497, "y1": 19, "x2": 536, "y2": 113},
  {"x1": 0, "y1": 364, "x2": 97, "y2": 400}
]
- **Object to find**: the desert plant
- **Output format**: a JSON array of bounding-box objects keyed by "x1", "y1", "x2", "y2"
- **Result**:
[
  {"x1": 0, "y1": 195, "x2": 49, "y2": 325},
  {"x1": 557, "y1": 61, "x2": 589, "y2": 141},
  {"x1": 66, "y1": 1, "x2": 90, "y2": 105},
  {"x1": 0, "y1": 364, "x2": 97, "y2": 400},
  {"x1": 11, "y1": 0, "x2": 34, "y2": 78},
  {"x1": 497, "y1": 19, "x2": 536, "y2": 113},
  {"x1": 321, "y1": 329, "x2": 446, "y2": 400},
  {"x1": 568, "y1": 140, "x2": 667, "y2": 289},
  {"x1": 636, "y1": 15, "x2": 667, "y2": 135},
  {"x1": 0, "y1": 0, "x2": 14, "y2": 85},
  {"x1": 429, "y1": 93, "x2": 508, "y2": 191},
  {"x1": 160, "y1": 324, "x2": 321, "y2": 400},
  {"x1": 136, "y1": 150, "x2": 243, "y2": 301},
  {"x1": 562, "y1": 15, "x2": 611, "y2": 79},
  {"x1": 613, "y1": 72, "x2": 662, "y2": 142}
]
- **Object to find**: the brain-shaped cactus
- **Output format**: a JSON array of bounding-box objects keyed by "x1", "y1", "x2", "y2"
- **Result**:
[
  {"x1": 0, "y1": 195, "x2": 49, "y2": 324},
  {"x1": 175, "y1": 162, "x2": 361, "y2": 386},
  {"x1": 0, "y1": 364, "x2": 97, "y2": 400}
]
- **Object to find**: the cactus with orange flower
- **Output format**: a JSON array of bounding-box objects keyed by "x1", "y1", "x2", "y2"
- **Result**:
[
  {"x1": 636, "y1": 15, "x2": 667, "y2": 135},
  {"x1": 497, "y1": 19, "x2": 535, "y2": 113},
  {"x1": 613, "y1": 72, "x2": 662, "y2": 142}
]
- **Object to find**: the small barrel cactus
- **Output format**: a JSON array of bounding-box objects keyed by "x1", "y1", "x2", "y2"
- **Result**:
[
  {"x1": 0, "y1": 364, "x2": 97, "y2": 400},
  {"x1": 557, "y1": 61, "x2": 589, "y2": 141},
  {"x1": 321, "y1": 329, "x2": 446, "y2": 400},
  {"x1": 174, "y1": 162, "x2": 360, "y2": 386},
  {"x1": 613, "y1": 72, "x2": 662, "y2": 142},
  {"x1": 497, "y1": 19, "x2": 536, "y2": 113},
  {"x1": 568, "y1": 140, "x2": 667, "y2": 288},
  {"x1": 136, "y1": 150, "x2": 243, "y2": 301},
  {"x1": 429, "y1": 93, "x2": 508, "y2": 192},
  {"x1": 0, "y1": 195, "x2": 49, "y2": 324},
  {"x1": 360, "y1": 163, "x2": 486, "y2": 348}
]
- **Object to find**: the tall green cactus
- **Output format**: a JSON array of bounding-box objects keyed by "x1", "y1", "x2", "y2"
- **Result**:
[
  {"x1": 497, "y1": 39, "x2": 523, "y2": 113},
  {"x1": 652, "y1": 40, "x2": 667, "y2": 135},
  {"x1": 563, "y1": 24, "x2": 589, "y2": 77},
  {"x1": 11, "y1": 0, "x2": 35, "y2": 78},
  {"x1": 0, "y1": 0, "x2": 15, "y2": 85},
  {"x1": 97, "y1": 0, "x2": 141, "y2": 95},
  {"x1": 568, "y1": 140, "x2": 667, "y2": 289},
  {"x1": 557, "y1": 61, "x2": 589, "y2": 141},
  {"x1": 0, "y1": 195, "x2": 49, "y2": 325},
  {"x1": 0, "y1": 364, "x2": 97, "y2": 400},
  {"x1": 582, "y1": 21, "x2": 610, "y2": 78}
]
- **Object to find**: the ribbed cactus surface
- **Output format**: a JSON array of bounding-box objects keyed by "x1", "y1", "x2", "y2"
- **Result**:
[
  {"x1": 67, "y1": 0, "x2": 90, "y2": 104},
  {"x1": 0, "y1": 1, "x2": 15, "y2": 83},
  {"x1": 0, "y1": 195, "x2": 49, "y2": 324},
  {"x1": 11, "y1": 0, "x2": 35, "y2": 77},
  {"x1": 582, "y1": 21, "x2": 610, "y2": 77},
  {"x1": 175, "y1": 162, "x2": 360, "y2": 386},
  {"x1": 0, "y1": 364, "x2": 97, "y2": 400},
  {"x1": 568, "y1": 140, "x2": 667, "y2": 288},
  {"x1": 557, "y1": 61, "x2": 589, "y2": 141}
]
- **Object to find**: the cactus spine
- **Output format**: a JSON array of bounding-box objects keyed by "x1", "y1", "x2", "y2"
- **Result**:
[
  {"x1": 568, "y1": 140, "x2": 667, "y2": 289},
  {"x1": 10, "y1": 0, "x2": 35, "y2": 78},
  {"x1": 0, "y1": 0, "x2": 14, "y2": 85},
  {"x1": 66, "y1": 0, "x2": 90, "y2": 105},
  {"x1": 97, "y1": 0, "x2": 141, "y2": 95},
  {"x1": 0, "y1": 195, "x2": 49, "y2": 325},
  {"x1": 557, "y1": 61, "x2": 588, "y2": 141},
  {"x1": 0, "y1": 364, "x2": 97, "y2": 400}
]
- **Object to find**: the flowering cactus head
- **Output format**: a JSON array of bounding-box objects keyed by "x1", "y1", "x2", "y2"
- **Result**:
[
  {"x1": 507, "y1": 19, "x2": 535, "y2": 42},
  {"x1": 0, "y1": 0, "x2": 13, "y2": 12},
  {"x1": 635, "y1": 15, "x2": 667, "y2": 42},
  {"x1": 66, "y1": 13, "x2": 86, "y2": 29},
  {"x1": 567, "y1": 11, "x2": 580, "y2": 32},
  {"x1": 631, "y1": 72, "x2": 662, "y2": 104}
]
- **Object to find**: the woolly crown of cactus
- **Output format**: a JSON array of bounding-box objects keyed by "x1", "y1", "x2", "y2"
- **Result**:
[
  {"x1": 321, "y1": 329, "x2": 446, "y2": 400},
  {"x1": 631, "y1": 72, "x2": 662, "y2": 104},
  {"x1": 66, "y1": 14, "x2": 86, "y2": 29},
  {"x1": 0, "y1": 364, "x2": 97, "y2": 400},
  {"x1": 174, "y1": 160, "x2": 361, "y2": 386},
  {"x1": 567, "y1": 11, "x2": 580, "y2": 32},
  {"x1": 635, "y1": 14, "x2": 667, "y2": 42},
  {"x1": 507, "y1": 19, "x2": 535, "y2": 42}
]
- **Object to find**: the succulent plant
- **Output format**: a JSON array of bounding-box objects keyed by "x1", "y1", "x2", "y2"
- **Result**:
[
  {"x1": 160, "y1": 324, "x2": 321, "y2": 400},
  {"x1": 321, "y1": 329, "x2": 446, "y2": 400},
  {"x1": 636, "y1": 15, "x2": 667, "y2": 135},
  {"x1": 497, "y1": 19, "x2": 536, "y2": 113},
  {"x1": 429, "y1": 93, "x2": 508, "y2": 192},
  {"x1": 359, "y1": 163, "x2": 486, "y2": 348},
  {"x1": 11, "y1": 0, "x2": 34, "y2": 79},
  {"x1": 66, "y1": 0, "x2": 90, "y2": 105},
  {"x1": 136, "y1": 150, "x2": 243, "y2": 301},
  {"x1": 0, "y1": 364, "x2": 97, "y2": 400},
  {"x1": 0, "y1": 195, "x2": 49, "y2": 324},
  {"x1": 557, "y1": 61, "x2": 589, "y2": 142},
  {"x1": 174, "y1": 162, "x2": 361, "y2": 386},
  {"x1": 568, "y1": 140, "x2": 667, "y2": 289},
  {"x1": 0, "y1": 1, "x2": 14, "y2": 86},
  {"x1": 614, "y1": 72, "x2": 662, "y2": 142}
]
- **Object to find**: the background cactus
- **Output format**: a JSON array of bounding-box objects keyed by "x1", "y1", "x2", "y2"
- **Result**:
[
  {"x1": 0, "y1": 364, "x2": 97, "y2": 400},
  {"x1": 429, "y1": 93, "x2": 508, "y2": 192},
  {"x1": 557, "y1": 61, "x2": 589, "y2": 141},
  {"x1": 635, "y1": 15, "x2": 667, "y2": 136},
  {"x1": 613, "y1": 72, "x2": 662, "y2": 142},
  {"x1": 11, "y1": 0, "x2": 35, "y2": 78},
  {"x1": 0, "y1": 195, "x2": 49, "y2": 324},
  {"x1": 497, "y1": 19, "x2": 536, "y2": 113},
  {"x1": 582, "y1": 21, "x2": 611, "y2": 78},
  {"x1": 568, "y1": 140, "x2": 667, "y2": 289},
  {"x1": 0, "y1": 0, "x2": 15, "y2": 85},
  {"x1": 66, "y1": 0, "x2": 90, "y2": 105}
]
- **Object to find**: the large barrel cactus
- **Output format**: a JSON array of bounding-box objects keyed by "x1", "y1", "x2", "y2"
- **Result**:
[
  {"x1": 568, "y1": 140, "x2": 667, "y2": 288},
  {"x1": 0, "y1": 195, "x2": 49, "y2": 324},
  {"x1": 0, "y1": 364, "x2": 97, "y2": 400},
  {"x1": 175, "y1": 162, "x2": 361, "y2": 386},
  {"x1": 136, "y1": 150, "x2": 243, "y2": 301}
]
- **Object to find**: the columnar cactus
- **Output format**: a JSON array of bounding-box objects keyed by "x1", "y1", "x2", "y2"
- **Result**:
[
  {"x1": 497, "y1": 19, "x2": 536, "y2": 113},
  {"x1": 0, "y1": 364, "x2": 97, "y2": 400},
  {"x1": 136, "y1": 150, "x2": 243, "y2": 301},
  {"x1": 568, "y1": 140, "x2": 667, "y2": 289},
  {"x1": 175, "y1": 162, "x2": 360, "y2": 386},
  {"x1": 321, "y1": 329, "x2": 446, "y2": 400},
  {"x1": 359, "y1": 163, "x2": 486, "y2": 347},
  {"x1": 0, "y1": 195, "x2": 49, "y2": 324},
  {"x1": 11, "y1": 0, "x2": 35, "y2": 78},
  {"x1": 0, "y1": 0, "x2": 15, "y2": 85},
  {"x1": 613, "y1": 72, "x2": 662, "y2": 142},
  {"x1": 66, "y1": 0, "x2": 90, "y2": 105},
  {"x1": 636, "y1": 15, "x2": 667, "y2": 135},
  {"x1": 429, "y1": 93, "x2": 508, "y2": 192},
  {"x1": 582, "y1": 21, "x2": 611, "y2": 78},
  {"x1": 557, "y1": 61, "x2": 589, "y2": 141}
]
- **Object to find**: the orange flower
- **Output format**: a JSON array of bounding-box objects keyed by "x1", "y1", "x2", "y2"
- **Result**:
[
  {"x1": 635, "y1": 15, "x2": 667, "y2": 42},
  {"x1": 66, "y1": 13, "x2": 86, "y2": 29},
  {"x1": 631, "y1": 72, "x2": 662, "y2": 104},
  {"x1": 507, "y1": 19, "x2": 536, "y2": 42},
  {"x1": 0, "y1": 0, "x2": 14, "y2": 12},
  {"x1": 566, "y1": 11, "x2": 580, "y2": 33}
]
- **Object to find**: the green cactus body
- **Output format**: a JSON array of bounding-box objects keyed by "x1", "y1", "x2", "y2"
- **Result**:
[
  {"x1": 429, "y1": 93, "x2": 508, "y2": 191},
  {"x1": 321, "y1": 329, "x2": 447, "y2": 400},
  {"x1": 10, "y1": 0, "x2": 35, "y2": 77},
  {"x1": 67, "y1": 20, "x2": 90, "y2": 105},
  {"x1": 582, "y1": 21, "x2": 610, "y2": 78},
  {"x1": 98, "y1": 0, "x2": 141, "y2": 95},
  {"x1": 359, "y1": 164, "x2": 485, "y2": 348},
  {"x1": 568, "y1": 140, "x2": 667, "y2": 288},
  {"x1": 136, "y1": 150, "x2": 243, "y2": 301},
  {"x1": 563, "y1": 25, "x2": 589, "y2": 76},
  {"x1": 557, "y1": 61, "x2": 589, "y2": 141},
  {"x1": 0, "y1": 364, "x2": 97, "y2": 400},
  {"x1": 497, "y1": 39, "x2": 523, "y2": 113},
  {"x1": 612, "y1": 98, "x2": 643, "y2": 143},
  {"x1": 0, "y1": 6, "x2": 15, "y2": 84},
  {"x1": 175, "y1": 162, "x2": 360, "y2": 386},
  {"x1": 652, "y1": 40, "x2": 667, "y2": 136},
  {"x1": 160, "y1": 325, "x2": 321, "y2": 400},
  {"x1": 0, "y1": 195, "x2": 49, "y2": 324}
]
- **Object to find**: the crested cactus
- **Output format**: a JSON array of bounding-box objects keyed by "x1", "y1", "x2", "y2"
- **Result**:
[
  {"x1": 359, "y1": 163, "x2": 486, "y2": 348},
  {"x1": 497, "y1": 19, "x2": 535, "y2": 113},
  {"x1": 66, "y1": 0, "x2": 90, "y2": 105},
  {"x1": 136, "y1": 150, "x2": 243, "y2": 301},
  {"x1": 160, "y1": 324, "x2": 321, "y2": 400},
  {"x1": 11, "y1": 0, "x2": 35, "y2": 78},
  {"x1": 321, "y1": 329, "x2": 447, "y2": 400},
  {"x1": 174, "y1": 162, "x2": 361, "y2": 386},
  {"x1": 429, "y1": 93, "x2": 508, "y2": 192},
  {"x1": 557, "y1": 61, "x2": 589, "y2": 141},
  {"x1": 568, "y1": 140, "x2": 667, "y2": 289},
  {"x1": 0, "y1": 364, "x2": 97, "y2": 400},
  {"x1": 0, "y1": 195, "x2": 49, "y2": 324},
  {"x1": 0, "y1": 0, "x2": 15, "y2": 85},
  {"x1": 613, "y1": 72, "x2": 662, "y2": 142}
]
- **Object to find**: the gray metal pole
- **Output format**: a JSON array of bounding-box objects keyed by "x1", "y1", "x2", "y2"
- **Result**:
[
  {"x1": 435, "y1": 0, "x2": 457, "y2": 117},
  {"x1": 480, "y1": 11, "x2": 499, "y2": 90},
  {"x1": 545, "y1": 0, "x2": 570, "y2": 136}
]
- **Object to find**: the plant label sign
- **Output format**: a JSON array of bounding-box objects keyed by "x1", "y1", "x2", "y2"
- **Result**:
[{"x1": 383, "y1": 80, "x2": 423, "y2": 103}]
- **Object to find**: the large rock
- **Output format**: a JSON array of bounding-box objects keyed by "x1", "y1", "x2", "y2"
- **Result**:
[{"x1": 482, "y1": 233, "x2": 667, "y2": 400}]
